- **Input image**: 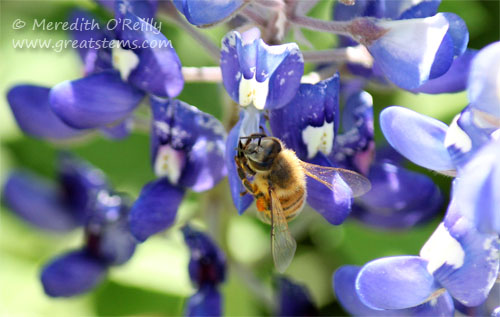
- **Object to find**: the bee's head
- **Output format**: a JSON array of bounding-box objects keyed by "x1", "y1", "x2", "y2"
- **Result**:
[{"x1": 242, "y1": 136, "x2": 282, "y2": 172}]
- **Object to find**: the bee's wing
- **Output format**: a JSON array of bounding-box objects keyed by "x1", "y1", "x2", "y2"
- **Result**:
[
  {"x1": 299, "y1": 161, "x2": 371, "y2": 197},
  {"x1": 269, "y1": 188, "x2": 297, "y2": 273}
]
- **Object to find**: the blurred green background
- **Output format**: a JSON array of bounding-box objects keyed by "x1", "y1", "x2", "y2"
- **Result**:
[{"x1": 0, "y1": 0, "x2": 499, "y2": 316}]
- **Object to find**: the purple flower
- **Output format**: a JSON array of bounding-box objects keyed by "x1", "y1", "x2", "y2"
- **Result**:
[
  {"x1": 8, "y1": 6, "x2": 183, "y2": 139},
  {"x1": 222, "y1": 27, "x2": 304, "y2": 214},
  {"x1": 129, "y1": 98, "x2": 227, "y2": 241},
  {"x1": 2, "y1": 153, "x2": 108, "y2": 231},
  {"x1": 347, "y1": 198, "x2": 500, "y2": 311},
  {"x1": 333, "y1": 0, "x2": 469, "y2": 90},
  {"x1": 41, "y1": 189, "x2": 137, "y2": 297},
  {"x1": 220, "y1": 27, "x2": 304, "y2": 111},
  {"x1": 275, "y1": 276, "x2": 317, "y2": 316},
  {"x1": 174, "y1": 0, "x2": 246, "y2": 27},
  {"x1": 182, "y1": 225, "x2": 226, "y2": 316}
]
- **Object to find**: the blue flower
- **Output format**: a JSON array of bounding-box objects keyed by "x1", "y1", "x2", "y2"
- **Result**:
[
  {"x1": 221, "y1": 27, "x2": 304, "y2": 214},
  {"x1": 41, "y1": 190, "x2": 137, "y2": 297},
  {"x1": 8, "y1": 6, "x2": 183, "y2": 139},
  {"x1": 343, "y1": 198, "x2": 500, "y2": 312},
  {"x1": 275, "y1": 276, "x2": 317, "y2": 316},
  {"x1": 2, "y1": 153, "x2": 108, "y2": 231},
  {"x1": 269, "y1": 75, "x2": 354, "y2": 225},
  {"x1": 173, "y1": 0, "x2": 245, "y2": 27},
  {"x1": 128, "y1": 98, "x2": 227, "y2": 241},
  {"x1": 182, "y1": 225, "x2": 226, "y2": 316},
  {"x1": 331, "y1": 89, "x2": 442, "y2": 229},
  {"x1": 333, "y1": 0, "x2": 469, "y2": 90},
  {"x1": 453, "y1": 139, "x2": 500, "y2": 235}
]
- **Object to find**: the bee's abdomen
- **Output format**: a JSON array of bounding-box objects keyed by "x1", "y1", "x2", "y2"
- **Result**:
[{"x1": 279, "y1": 187, "x2": 306, "y2": 220}]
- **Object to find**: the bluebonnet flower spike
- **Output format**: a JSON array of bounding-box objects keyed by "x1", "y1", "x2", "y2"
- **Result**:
[{"x1": 275, "y1": 276, "x2": 317, "y2": 316}]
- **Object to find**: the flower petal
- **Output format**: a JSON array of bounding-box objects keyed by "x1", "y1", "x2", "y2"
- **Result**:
[
  {"x1": 68, "y1": 9, "x2": 111, "y2": 75},
  {"x1": 150, "y1": 98, "x2": 227, "y2": 192},
  {"x1": 356, "y1": 256, "x2": 440, "y2": 310},
  {"x1": 182, "y1": 225, "x2": 226, "y2": 286},
  {"x1": 306, "y1": 154, "x2": 352, "y2": 225},
  {"x1": 86, "y1": 191, "x2": 137, "y2": 265},
  {"x1": 50, "y1": 70, "x2": 144, "y2": 129},
  {"x1": 412, "y1": 49, "x2": 477, "y2": 94},
  {"x1": 352, "y1": 161, "x2": 442, "y2": 229},
  {"x1": 186, "y1": 285, "x2": 222, "y2": 317},
  {"x1": 118, "y1": 11, "x2": 184, "y2": 97},
  {"x1": 380, "y1": 106, "x2": 454, "y2": 172},
  {"x1": 128, "y1": 178, "x2": 185, "y2": 242},
  {"x1": 369, "y1": 14, "x2": 451, "y2": 89},
  {"x1": 225, "y1": 110, "x2": 258, "y2": 214},
  {"x1": 41, "y1": 250, "x2": 107, "y2": 297},
  {"x1": 174, "y1": 0, "x2": 245, "y2": 27},
  {"x1": 334, "y1": 265, "x2": 454, "y2": 316},
  {"x1": 269, "y1": 75, "x2": 340, "y2": 160},
  {"x1": 221, "y1": 28, "x2": 304, "y2": 110},
  {"x1": 276, "y1": 276, "x2": 317, "y2": 316},
  {"x1": 7, "y1": 85, "x2": 84, "y2": 139},
  {"x1": 468, "y1": 41, "x2": 500, "y2": 117},
  {"x1": 58, "y1": 153, "x2": 109, "y2": 223},
  {"x1": 2, "y1": 171, "x2": 80, "y2": 231},
  {"x1": 397, "y1": 0, "x2": 441, "y2": 20},
  {"x1": 453, "y1": 139, "x2": 500, "y2": 234},
  {"x1": 422, "y1": 206, "x2": 500, "y2": 307}
]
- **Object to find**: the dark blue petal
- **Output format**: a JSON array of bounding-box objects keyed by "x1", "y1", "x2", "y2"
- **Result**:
[
  {"x1": 412, "y1": 50, "x2": 477, "y2": 94},
  {"x1": 182, "y1": 225, "x2": 226, "y2": 286},
  {"x1": 421, "y1": 209, "x2": 500, "y2": 307},
  {"x1": 468, "y1": 41, "x2": 500, "y2": 117},
  {"x1": 428, "y1": 32, "x2": 454, "y2": 80},
  {"x1": 453, "y1": 139, "x2": 500, "y2": 234},
  {"x1": 2, "y1": 171, "x2": 80, "y2": 231},
  {"x1": 269, "y1": 75, "x2": 340, "y2": 160},
  {"x1": 68, "y1": 9, "x2": 112, "y2": 75},
  {"x1": 41, "y1": 250, "x2": 107, "y2": 297},
  {"x1": 352, "y1": 161, "x2": 442, "y2": 229},
  {"x1": 306, "y1": 154, "x2": 352, "y2": 225},
  {"x1": 356, "y1": 256, "x2": 440, "y2": 310},
  {"x1": 186, "y1": 285, "x2": 222, "y2": 317},
  {"x1": 174, "y1": 0, "x2": 245, "y2": 27},
  {"x1": 7, "y1": 85, "x2": 84, "y2": 139},
  {"x1": 128, "y1": 178, "x2": 185, "y2": 242},
  {"x1": 220, "y1": 28, "x2": 304, "y2": 110},
  {"x1": 225, "y1": 110, "x2": 258, "y2": 214},
  {"x1": 86, "y1": 191, "x2": 137, "y2": 265},
  {"x1": 331, "y1": 90, "x2": 374, "y2": 174},
  {"x1": 50, "y1": 70, "x2": 144, "y2": 129},
  {"x1": 150, "y1": 98, "x2": 227, "y2": 192},
  {"x1": 369, "y1": 14, "x2": 451, "y2": 89},
  {"x1": 119, "y1": 12, "x2": 183, "y2": 98},
  {"x1": 276, "y1": 276, "x2": 317, "y2": 316},
  {"x1": 334, "y1": 265, "x2": 454, "y2": 316},
  {"x1": 58, "y1": 153, "x2": 109, "y2": 224},
  {"x1": 380, "y1": 106, "x2": 454, "y2": 172}
]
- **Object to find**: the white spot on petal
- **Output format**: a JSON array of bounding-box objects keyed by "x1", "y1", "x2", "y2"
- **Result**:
[
  {"x1": 444, "y1": 115, "x2": 472, "y2": 153},
  {"x1": 154, "y1": 144, "x2": 185, "y2": 184},
  {"x1": 238, "y1": 75, "x2": 269, "y2": 110},
  {"x1": 420, "y1": 223, "x2": 465, "y2": 275},
  {"x1": 112, "y1": 40, "x2": 139, "y2": 82},
  {"x1": 301, "y1": 121, "x2": 334, "y2": 159}
]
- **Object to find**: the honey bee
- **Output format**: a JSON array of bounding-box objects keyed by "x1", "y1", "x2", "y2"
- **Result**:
[{"x1": 235, "y1": 133, "x2": 371, "y2": 273}]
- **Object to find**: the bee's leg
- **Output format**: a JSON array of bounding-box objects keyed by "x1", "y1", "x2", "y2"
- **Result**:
[
  {"x1": 255, "y1": 193, "x2": 269, "y2": 211},
  {"x1": 235, "y1": 156, "x2": 258, "y2": 196}
]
